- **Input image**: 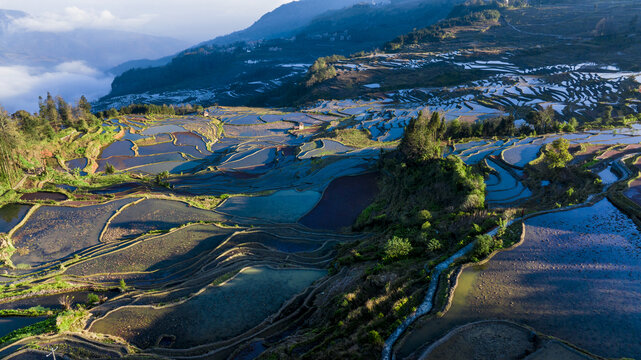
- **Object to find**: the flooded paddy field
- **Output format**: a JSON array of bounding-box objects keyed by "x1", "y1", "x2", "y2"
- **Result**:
[
  {"x1": 0, "y1": 317, "x2": 45, "y2": 338},
  {"x1": 65, "y1": 224, "x2": 236, "y2": 279},
  {"x1": 300, "y1": 172, "x2": 379, "y2": 230},
  {"x1": 10, "y1": 198, "x2": 137, "y2": 268},
  {"x1": 90, "y1": 266, "x2": 326, "y2": 349},
  {"x1": 100, "y1": 198, "x2": 226, "y2": 242},
  {"x1": 19, "y1": 192, "x2": 68, "y2": 202},
  {"x1": 217, "y1": 190, "x2": 321, "y2": 223},
  {"x1": 0, "y1": 204, "x2": 31, "y2": 234},
  {"x1": 395, "y1": 199, "x2": 641, "y2": 359}
]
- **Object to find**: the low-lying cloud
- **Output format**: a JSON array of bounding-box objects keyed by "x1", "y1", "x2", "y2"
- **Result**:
[
  {"x1": 0, "y1": 61, "x2": 113, "y2": 113},
  {"x1": 9, "y1": 6, "x2": 154, "y2": 33}
]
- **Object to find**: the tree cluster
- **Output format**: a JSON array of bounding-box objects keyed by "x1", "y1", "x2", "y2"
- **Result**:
[
  {"x1": 305, "y1": 55, "x2": 345, "y2": 87},
  {"x1": 399, "y1": 110, "x2": 446, "y2": 162},
  {"x1": 0, "y1": 94, "x2": 98, "y2": 187},
  {"x1": 96, "y1": 103, "x2": 204, "y2": 118},
  {"x1": 385, "y1": 9, "x2": 501, "y2": 50}
]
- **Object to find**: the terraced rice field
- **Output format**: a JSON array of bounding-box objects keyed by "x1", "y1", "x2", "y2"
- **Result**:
[
  {"x1": 100, "y1": 198, "x2": 225, "y2": 242},
  {"x1": 485, "y1": 159, "x2": 532, "y2": 206},
  {"x1": 6, "y1": 97, "x2": 641, "y2": 360},
  {"x1": 502, "y1": 144, "x2": 540, "y2": 168},
  {"x1": 300, "y1": 172, "x2": 379, "y2": 230},
  {"x1": 65, "y1": 224, "x2": 235, "y2": 278},
  {"x1": 216, "y1": 190, "x2": 321, "y2": 222},
  {"x1": 90, "y1": 266, "x2": 326, "y2": 349},
  {"x1": 10, "y1": 198, "x2": 138, "y2": 267},
  {"x1": 0, "y1": 204, "x2": 31, "y2": 233},
  {"x1": 395, "y1": 199, "x2": 641, "y2": 359}
]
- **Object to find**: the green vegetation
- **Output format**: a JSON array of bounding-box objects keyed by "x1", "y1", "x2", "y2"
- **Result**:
[
  {"x1": 0, "y1": 278, "x2": 74, "y2": 300},
  {"x1": 279, "y1": 110, "x2": 498, "y2": 358},
  {"x1": 383, "y1": 236, "x2": 413, "y2": 261},
  {"x1": 385, "y1": 0, "x2": 509, "y2": 50},
  {"x1": 0, "y1": 318, "x2": 56, "y2": 347},
  {"x1": 56, "y1": 308, "x2": 89, "y2": 332},
  {"x1": 96, "y1": 103, "x2": 204, "y2": 119},
  {"x1": 306, "y1": 55, "x2": 344, "y2": 87},
  {"x1": 400, "y1": 111, "x2": 446, "y2": 161},
  {"x1": 524, "y1": 141, "x2": 600, "y2": 208},
  {"x1": 324, "y1": 128, "x2": 398, "y2": 148},
  {"x1": 0, "y1": 306, "x2": 53, "y2": 317},
  {"x1": 119, "y1": 279, "x2": 127, "y2": 292},
  {"x1": 0, "y1": 93, "x2": 122, "y2": 194},
  {"x1": 544, "y1": 138, "x2": 573, "y2": 169}
]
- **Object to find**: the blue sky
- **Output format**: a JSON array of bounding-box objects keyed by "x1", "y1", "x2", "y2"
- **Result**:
[{"x1": 0, "y1": 0, "x2": 294, "y2": 43}]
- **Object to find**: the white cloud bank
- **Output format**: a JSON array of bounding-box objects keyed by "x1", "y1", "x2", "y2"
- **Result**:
[
  {"x1": 0, "y1": 61, "x2": 113, "y2": 113},
  {"x1": 9, "y1": 6, "x2": 154, "y2": 33},
  {"x1": 0, "y1": 0, "x2": 294, "y2": 42}
]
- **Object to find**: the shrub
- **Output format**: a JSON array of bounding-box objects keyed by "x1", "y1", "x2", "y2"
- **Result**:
[
  {"x1": 56, "y1": 308, "x2": 89, "y2": 332},
  {"x1": 472, "y1": 234, "x2": 494, "y2": 259},
  {"x1": 417, "y1": 210, "x2": 432, "y2": 222},
  {"x1": 384, "y1": 236, "x2": 413, "y2": 261},
  {"x1": 427, "y1": 238, "x2": 442, "y2": 253},
  {"x1": 58, "y1": 295, "x2": 73, "y2": 310},
  {"x1": 119, "y1": 279, "x2": 127, "y2": 292},
  {"x1": 86, "y1": 293, "x2": 100, "y2": 305},
  {"x1": 105, "y1": 162, "x2": 115, "y2": 174},
  {"x1": 367, "y1": 330, "x2": 384, "y2": 346}
]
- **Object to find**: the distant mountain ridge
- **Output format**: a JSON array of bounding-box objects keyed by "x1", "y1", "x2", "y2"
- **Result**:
[{"x1": 202, "y1": 0, "x2": 381, "y2": 46}]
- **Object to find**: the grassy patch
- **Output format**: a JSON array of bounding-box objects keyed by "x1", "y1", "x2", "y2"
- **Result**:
[
  {"x1": 323, "y1": 128, "x2": 398, "y2": 149},
  {"x1": 56, "y1": 308, "x2": 89, "y2": 332},
  {"x1": 0, "y1": 306, "x2": 54, "y2": 317},
  {"x1": 0, "y1": 317, "x2": 56, "y2": 347}
]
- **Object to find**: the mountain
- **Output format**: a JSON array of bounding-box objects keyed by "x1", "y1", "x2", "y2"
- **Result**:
[
  {"x1": 98, "y1": 0, "x2": 459, "y2": 109},
  {"x1": 0, "y1": 9, "x2": 189, "y2": 70},
  {"x1": 202, "y1": 0, "x2": 377, "y2": 46},
  {"x1": 108, "y1": 55, "x2": 175, "y2": 76}
]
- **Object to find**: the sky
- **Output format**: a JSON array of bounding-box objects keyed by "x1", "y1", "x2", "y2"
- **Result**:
[
  {"x1": 0, "y1": 0, "x2": 296, "y2": 112},
  {"x1": 0, "y1": 0, "x2": 295, "y2": 43}
]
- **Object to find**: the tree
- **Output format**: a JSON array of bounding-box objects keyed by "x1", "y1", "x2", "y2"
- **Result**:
[
  {"x1": 56, "y1": 96, "x2": 73, "y2": 128},
  {"x1": 602, "y1": 105, "x2": 613, "y2": 125},
  {"x1": 384, "y1": 236, "x2": 413, "y2": 261},
  {"x1": 0, "y1": 108, "x2": 23, "y2": 186},
  {"x1": 40, "y1": 93, "x2": 59, "y2": 130},
  {"x1": 526, "y1": 106, "x2": 555, "y2": 133},
  {"x1": 544, "y1": 138, "x2": 573, "y2": 169},
  {"x1": 78, "y1": 95, "x2": 92, "y2": 114},
  {"x1": 400, "y1": 110, "x2": 443, "y2": 162},
  {"x1": 564, "y1": 117, "x2": 579, "y2": 132},
  {"x1": 306, "y1": 57, "x2": 339, "y2": 87},
  {"x1": 472, "y1": 234, "x2": 501, "y2": 260}
]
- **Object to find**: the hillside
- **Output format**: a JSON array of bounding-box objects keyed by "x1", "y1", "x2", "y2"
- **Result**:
[
  {"x1": 96, "y1": 0, "x2": 458, "y2": 110},
  {"x1": 287, "y1": 0, "x2": 641, "y2": 117},
  {"x1": 202, "y1": 0, "x2": 368, "y2": 46}
]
